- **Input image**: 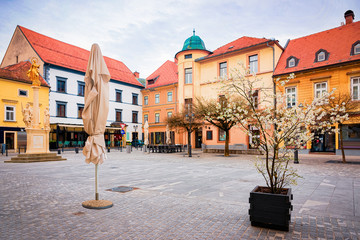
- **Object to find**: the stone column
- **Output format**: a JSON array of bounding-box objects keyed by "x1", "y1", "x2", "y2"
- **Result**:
[{"x1": 32, "y1": 85, "x2": 40, "y2": 129}]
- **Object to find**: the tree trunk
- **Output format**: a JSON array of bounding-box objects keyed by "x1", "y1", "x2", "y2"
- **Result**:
[
  {"x1": 224, "y1": 129, "x2": 230, "y2": 157},
  {"x1": 188, "y1": 130, "x2": 191, "y2": 156},
  {"x1": 339, "y1": 123, "x2": 346, "y2": 163}
]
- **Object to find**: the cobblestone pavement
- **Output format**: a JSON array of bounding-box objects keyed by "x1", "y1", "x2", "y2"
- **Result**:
[{"x1": 1, "y1": 149, "x2": 359, "y2": 239}]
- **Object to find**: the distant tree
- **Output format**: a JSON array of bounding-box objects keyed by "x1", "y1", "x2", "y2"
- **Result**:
[
  {"x1": 166, "y1": 105, "x2": 203, "y2": 157},
  {"x1": 196, "y1": 96, "x2": 248, "y2": 157},
  {"x1": 320, "y1": 93, "x2": 358, "y2": 163}
]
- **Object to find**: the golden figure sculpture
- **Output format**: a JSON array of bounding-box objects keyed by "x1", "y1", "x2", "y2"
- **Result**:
[{"x1": 27, "y1": 58, "x2": 41, "y2": 86}]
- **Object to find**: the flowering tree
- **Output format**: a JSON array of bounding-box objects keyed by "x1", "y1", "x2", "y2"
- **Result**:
[
  {"x1": 319, "y1": 93, "x2": 357, "y2": 163},
  {"x1": 221, "y1": 65, "x2": 346, "y2": 194},
  {"x1": 196, "y1": 96, "x2": 247, "y2": 156}
]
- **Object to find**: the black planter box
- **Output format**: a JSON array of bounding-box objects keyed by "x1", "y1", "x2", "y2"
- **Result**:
[{"x1": 249, "y1": 186, "x2": 293, "y2": 231}]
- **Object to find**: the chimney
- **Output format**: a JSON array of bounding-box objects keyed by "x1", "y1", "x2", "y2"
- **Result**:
[
  {"x1": 344, "y1": 10, "x2": 354, "y2": 25},
  {"x1": 133, "y1": 71, "x2": 139, "y2": 78}
]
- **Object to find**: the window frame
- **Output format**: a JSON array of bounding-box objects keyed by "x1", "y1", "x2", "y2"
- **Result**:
[
  {"x1": 184, "y1": 54, "x2": 192, "y2": 59},
  {"x1": 218, "y1": 128, "x2": 226, "y2": 142},
  {"x1": 351, "y1": 76, "x2": 360, "y2": 100},
  {"x1": 351, "y1": 41, "x2": 360, "y2": 55},
  {"x1": 144, "y1": 114, "x2": 148, "y2": 123},
  {"x1": 286, "y1": 56, "x2": 299, "y2": 68},
  {"x1": 115, "y1": 109, "x2": 122, "y2": 122},
  {"x1": 18, "y1": 89, "x2": 28, "y2": 97},
  {"x1": 4, "y1": 105, "x2": 15, "y2": 121},
  {"x1": 314, "y1": 82, "x2": 328, "y2": 99},
  {"x1": 56, "y1": 101, "x2": 67, "y2": 117},
  {"x1": 155, "y1": 94, "x2": 160, "y2": 104},
  {"x1": 132, "y1": 93, "x2": 138, "y2": 105},
  {"x1": 144, "y1": 96, "x2": 148, "y2": 105},
  {"x1": 167, "y1": 111, "x2": 172, "y2": 118},
  {"x1": 219, "y1": 61, "x2": 227, "y2": 78},
  {"x1": 249, "y1": 54, "x2": 258, "y2": 74},
  {"x1": 167, "y1": 91, "x2": 173, "y2": 102},
  {"x1": 155, "y1": 113, "x2": 160, "y2": 123},
  {"x1": 115, "y1": 89, "x2": 122, "y2": 102},
  {"x1": 206, "y1": 130, "x2": 213, "y2": 140},
  {"x1": 132, "y1": 111, "x2": 138, "y2": 123},
  {"x1": 185, "y1": 68, "x2": 192, "y2": 84},
  {"x1": 77, "y1": 104, "x2": 84, "y2": 119},
  {"x1": 252, "y1": 90, "x2": 259, "y2": 109},
  {"x1": 78, "y1": 81, "x2": 85, "y2": 96},
  {"x1": 285, "y1": 86, "x2": 297, "y2": 108},
  {"x1": 56, "y1": 77, "x2": 67, "y2": 93}
]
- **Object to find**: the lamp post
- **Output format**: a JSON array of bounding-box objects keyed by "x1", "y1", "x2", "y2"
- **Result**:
[
  {"x1": 294, "y1": 103, "x2": 303, "y2": 164},
  {"x1": 133, "y1": 125, "x2": 138, "y2": 149},
  {"x1": 185, "y1": 105, "x2": 194, "y2": 157}
]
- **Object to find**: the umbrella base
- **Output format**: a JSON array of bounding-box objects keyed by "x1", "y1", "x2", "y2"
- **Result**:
[{"x1": 82, "y1": 200, "x2": 113, "y2": 209}]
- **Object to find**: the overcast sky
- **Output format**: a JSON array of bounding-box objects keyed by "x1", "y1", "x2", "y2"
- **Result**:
[{"x1": 0, "y1": 0, "x2": 359, "y2": 78}]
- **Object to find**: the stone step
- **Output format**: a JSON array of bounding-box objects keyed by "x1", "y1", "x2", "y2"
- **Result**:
[{"x1": 5, "y1": 153, "x2": 67, "y2": 163}]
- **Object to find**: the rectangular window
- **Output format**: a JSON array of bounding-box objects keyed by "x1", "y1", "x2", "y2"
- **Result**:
[
  {"x1": 185, "y1": 68, "x2": 192, "y2": 84},
  {"x1": 77, "y1": 104, "x2": 84, "y2": 119},
  {"x1": 167, "y1": 92, "x2": 173, "y2": 102},
  {"x1": 132, "y1": 111, "x2": 138, "y2": 123},
  {"x1": 57, "y1": 77, "x2": 67, "y2": 93},
  {"x1": 286, "y1": 87, "x2": 297, "y2": 108},
  {"x1": 78, "y1": 81, "x2": 85, "y2": 96},
  {"x1": 252, "y1": 90, "x2": 259, "y2": 109},
  {"x1": 144, "y1": 114, "x2": 148, "y2": 123},
  {"x1": 167, "y1": 112, "x2": 172, "y2": 118},
  {"x1": 155, "y1": 113, "x2": 160, "y2": 123},
  {"x1": 155, "y1": 94, "x2": 160, "y2": 104},
  {"x1": 56, "y1": 102, "x2": 67, "y2": 117},
  {"x1": 115, "y1": 90, "x2": 122, "y2": 102},
  {"x1": 18, "y1": 89, "x2": 28, "y2": 97},
  {"x1": 249, "y1": 55, "x2": 258, "y2": 74},
  {"x1": 218, "y1": 128, "x2": 226, "y2": 141},
  {"x1": 219, "y1": 62, "x2": 227, "y2": 78},
  {"x1": 5, "y1": 105, "x2": 15, "y2": 121},
  {"x1": 352, "y1": 77, "x2": 360, "y2": 100},
  {"x1": 144, "y1": 96, "x2": 148, "y2": 105},
  {"x1": 185, "y1": 54, "x2": 192, "y2": 59},
  {"x1": 185, "y1": 98, "x2": 193, "y2": 111},
  {"x1": 116, "y1": 109, "x2": 122, "y2": 122},
  {"x1": 132, "y1": 93, "x2": 138, "y2": 105},
  {"x1": 206, "y1": 130, "x2": 213, "y2": 140},
  {"x1": 314, "y1": 82, "x2": 327, "y2": 98}
]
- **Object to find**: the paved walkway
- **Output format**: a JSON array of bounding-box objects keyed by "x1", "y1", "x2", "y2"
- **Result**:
[{"x1": 1, "y1": 149, "x2": 359, "y2": 239}]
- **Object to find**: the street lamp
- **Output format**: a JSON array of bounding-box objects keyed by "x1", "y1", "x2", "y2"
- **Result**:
[
  {"x1": 185, "y1": 105, "x2": 195, "y2": 157},
  {"x1": 294, "y1": 103, "x2": 303, "y2": 164},
  {"x1": 133, "y1": 125, "x2": 138, "y2": 149}
]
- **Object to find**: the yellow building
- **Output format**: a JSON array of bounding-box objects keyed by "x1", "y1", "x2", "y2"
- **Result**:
[
  {"x1": 0, "y1": 61, "x2": 50, "y2": 152},
  {"x1": 175, "y1": 30, "x2": 283, "y2": 150},
  {"x1": 274, "y1": 11, "x2": 360, "y2": 155}
]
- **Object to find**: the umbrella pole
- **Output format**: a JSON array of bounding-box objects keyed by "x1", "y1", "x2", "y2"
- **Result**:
[{"x1": 95, "y1": 163, "x2": 99, "y2": 200}]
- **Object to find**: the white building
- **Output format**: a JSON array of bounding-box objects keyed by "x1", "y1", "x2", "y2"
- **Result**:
[{"x1": 1, "y1": 25, "x2": 144, "y2": 149}]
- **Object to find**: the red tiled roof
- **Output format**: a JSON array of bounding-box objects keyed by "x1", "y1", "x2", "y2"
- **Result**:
[
  {"x1": 198, "y1": 37, "x2": 271, "y2": 61},
  {"x1": 0, "y1": 61, "x2": 49, "y2": 87},
  {"x1": 18, "y1": 26, "x2": 143, "y2": 87},
  {"x1": 274, "y1": 21, "x2": 360, "y2": 76},
  {"x1": 145, "y1": 60, "x2": 178, "y2": 88}
]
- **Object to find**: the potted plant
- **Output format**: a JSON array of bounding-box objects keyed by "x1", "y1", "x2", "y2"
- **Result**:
[{"x1": 221, "y1": 67, "x2": 346, "y2": 231}]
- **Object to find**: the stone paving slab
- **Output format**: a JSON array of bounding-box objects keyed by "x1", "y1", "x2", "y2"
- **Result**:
[{"x1": 1, "y1": 150, "x2": 360, "y2": 239}]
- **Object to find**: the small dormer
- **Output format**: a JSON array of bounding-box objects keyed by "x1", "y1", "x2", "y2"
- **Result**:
[
  {"x1": 286, "y1": 56, "x2": 299, "y2": 68},
  {"x1": 147, "y1": 76, "x2": 159, "y2": 85},
  {"x1": 314, "y1": 49, "x2": 329, "y2": 62},
  {"x1": 351, "y1": 41, "x2": 360, "y2": 56}
]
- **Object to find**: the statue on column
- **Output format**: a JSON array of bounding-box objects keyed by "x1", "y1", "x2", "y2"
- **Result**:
[
  {"x1": 27, "y1": 58, "x2": 41, "y2": 86},
  {"x1": 21, "y1": 103, "x2": 33, "y2": 128},
  {"x1": 44, "y1": 107, "x2": 50, "y2": 130}
]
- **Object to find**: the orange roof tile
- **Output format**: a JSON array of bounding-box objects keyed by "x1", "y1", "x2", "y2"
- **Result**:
[
  {"x1": 145, "y1": 60, "x2": 178, "y2": 88},
  {"x1": 18, "y1": 26, "x2": 143, "y2": 87},
  {"x1": 274, "y1": 21, "x2": 360, "y2": 76},
  {"x1": 0, "y1": 61, "x2": 49, "y2": 87},
  {"x1": 197, "y1": 37, "x2": 271, "y2": 61}
]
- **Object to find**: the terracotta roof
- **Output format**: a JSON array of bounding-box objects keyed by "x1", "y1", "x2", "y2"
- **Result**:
[
  {"x1": 197, "y1": 37, "x2": 271, "y2": 61},
  {"x1": 18, "y1": 26, "x2": 143, "y2": 87},
  {"x1": 274, "y1": 21, "x2": 360, "y2": 76},
  {"x1": 145, "y1": 60, "x2": 178, "y2": 88},
  {"x1": 0, "y1": 61, "x2": 49, "y2": 87}
]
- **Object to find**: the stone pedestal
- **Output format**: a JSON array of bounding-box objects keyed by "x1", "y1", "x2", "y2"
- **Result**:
[{"x1": 26, "y1": 128, "x2": 50, "y2": 154}]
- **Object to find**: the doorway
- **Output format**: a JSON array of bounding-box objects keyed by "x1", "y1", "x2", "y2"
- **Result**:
[
  {"x1": 5, "y1": 132, "x2": 15, "y2": 150},
  {"x1": 311, "y1": 131, "x2": 335, "y2": 153},
  {"x1": 195, "y1": 128, "x2": 202, "y2": 148}
]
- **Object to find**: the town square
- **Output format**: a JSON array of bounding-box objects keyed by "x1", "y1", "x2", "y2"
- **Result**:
[{"x1": 0, "y1": 0, "x2": 360, "y2": 239}]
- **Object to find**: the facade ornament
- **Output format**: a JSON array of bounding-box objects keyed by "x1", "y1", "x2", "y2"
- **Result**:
[
  {"x1": 21, "y1": 103, "x2": 33, "y2": 128},
  {"x1": 44, "y1": 107, "x2": 50, "y2": 130}
]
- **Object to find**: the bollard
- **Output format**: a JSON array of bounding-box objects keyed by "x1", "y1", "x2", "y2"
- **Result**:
[
  {"x1": 58, "y1": 149, "x2": 61, "y2": 154},
  {"x1": 75, "y1": 147, "x2": 79, "y2": 154},
  {"x1": 294, "y1": 148, "x2": 299, "y2": 164},
  {"x1": 62, "y1": 146, "x2": 64, "y2": 152},
  {"x1": 108, "y1": 147, "x2": 110, "y2": 153}
]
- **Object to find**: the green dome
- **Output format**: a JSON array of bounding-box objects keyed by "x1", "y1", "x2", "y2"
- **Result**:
[{"x1": 182, "y1": 30, "x2": 206, "y2": 51}]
